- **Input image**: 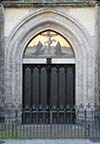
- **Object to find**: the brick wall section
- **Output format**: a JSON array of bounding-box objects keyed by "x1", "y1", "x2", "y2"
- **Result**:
[{"x1": 0, "y1": 4, "x2": 4, "y2": 105}]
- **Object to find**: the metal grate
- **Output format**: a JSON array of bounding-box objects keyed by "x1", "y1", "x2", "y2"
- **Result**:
[{"x1": 0, "y1": 104, "x2": 100, "y2": 139}]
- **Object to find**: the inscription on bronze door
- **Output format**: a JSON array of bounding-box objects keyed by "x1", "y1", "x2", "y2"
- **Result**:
[{"x1": 23, "y1": 63, "x2": 75, "y2": 124}]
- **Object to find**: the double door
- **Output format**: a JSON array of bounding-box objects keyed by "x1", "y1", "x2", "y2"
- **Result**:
[{"x1": 23, "y1": 58, "x2": 75, "y2": 123}]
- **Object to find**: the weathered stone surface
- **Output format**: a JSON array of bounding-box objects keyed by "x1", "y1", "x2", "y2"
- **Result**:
[
  {"x1": 96, "y1": 2, "x2": 100, "y2": 104},
  {"x1": 0, "y1": 0, "x2": 98, "y2": 107},
  {"x1": 4, "y1": 7, "x2": 96, "y2": 37},
  {"x1": 0, "y1": 4, "x2": 4, "y2": 105},
  {"x1": 1, "y1": 0, "x2": 96, "y2": 7},
  {"x1": 4, "y1": 8, "x2": 95, "y2": 106}
]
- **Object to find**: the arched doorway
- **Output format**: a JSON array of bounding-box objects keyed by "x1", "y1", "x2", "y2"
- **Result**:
[
  {"x1": 5, "y1": 9, "x2": 95, "y2": 111},
  {"x1": 22, "y1": 30, "x2": 75, "y2": 123}
]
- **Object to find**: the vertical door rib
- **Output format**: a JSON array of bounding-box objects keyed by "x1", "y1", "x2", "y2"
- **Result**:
[
  {"x1": 33, "y1": 67, "x2": 39, "y2": 105},
  {"x1": 50, "y1": 66, "x2": 57, "y2": 105},
  {"x1": 59, "y1": 66, "x2": 65, "y2": 105},
  {"x1": 41, "y1": 67, "x2": 47, "y2": 105},
  {"x1": 24, "y1": 66, "x2": 31, "y2": 108}
]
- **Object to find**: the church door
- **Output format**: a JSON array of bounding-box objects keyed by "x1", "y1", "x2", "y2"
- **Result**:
[
  {"x1": 22, "y1": 58, "x2": 75, "y2": 124},
  {"x1": 22, "y1": 30, "x2": 75, "y2": 124}
]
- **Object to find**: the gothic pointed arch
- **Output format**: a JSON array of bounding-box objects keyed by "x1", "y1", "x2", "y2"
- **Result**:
[
  {"x1": 5, "y1": 8, "x2": 95, "y2": 106},
  {"x1": 23, "y1": 30, "x2": 75, "y2": 59}
]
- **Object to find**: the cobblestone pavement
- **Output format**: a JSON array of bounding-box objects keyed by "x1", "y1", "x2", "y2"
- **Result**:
[{"x1": 0, "y1": 139, "x2": 100, "y2": 144}]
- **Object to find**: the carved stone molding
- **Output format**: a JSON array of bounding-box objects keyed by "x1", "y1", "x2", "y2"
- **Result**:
[
  {"x1": 1, "y1": 0, "x2": 96, "y2": 7},
  {"x1": 0, "y1": 4, "x2": 4, "y2": 104},
  {"x1": 5, "y1": 8, "x2": 95, "y2": 106}
]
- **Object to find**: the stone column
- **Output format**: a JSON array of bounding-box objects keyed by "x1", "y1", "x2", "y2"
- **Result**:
[
  {"x1": 0, "y1": 4, "x2": 4, "y2": 106},
  {"x1": 96, "y1": 1, "x2": 100, "y2": 105}
]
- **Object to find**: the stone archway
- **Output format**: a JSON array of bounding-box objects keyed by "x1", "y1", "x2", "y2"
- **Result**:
[{"x1": 5, "y1": 8, "x2": 95, "y2": 107}]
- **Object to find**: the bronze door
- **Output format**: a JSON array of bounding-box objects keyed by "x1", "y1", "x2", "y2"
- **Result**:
[{"x1": 23, "y1": 63, "x2": 75, "y2": 123}]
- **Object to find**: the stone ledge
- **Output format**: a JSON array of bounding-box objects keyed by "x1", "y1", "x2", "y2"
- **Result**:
[{"x1": 1, "y1": 0, "x2": 96, "y2": 7}]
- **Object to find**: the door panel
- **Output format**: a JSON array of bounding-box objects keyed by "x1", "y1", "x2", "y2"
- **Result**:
[
  {"x1": 33, "y1": 67, "x2": 39, "y2": 105},
  {"x1": 24, "y1": 67, "x2": 31, "y2": 108},
  {"x1": 41, "y1": 67, "x2": 47, "y2": 105},
  {"x1": 50, "y1": 67, "x2": 57, "y2": 105},
  {"x1": 23, "y1": 64, "x2": 75, "y2": 107},
  {"x1": 59, "y1": 67, "x2": 65, "y2": 105},
  {"x1": 23, "y1": 64, "x2": 75, "y2": 124},
  {"x1": 66, "y1": 67, "x2": 74, "y2": 105}
]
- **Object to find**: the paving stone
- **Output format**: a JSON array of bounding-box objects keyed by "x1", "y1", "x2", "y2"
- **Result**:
[{"x1": 1, "y1": 139, "x2": 100, "y2": 144}]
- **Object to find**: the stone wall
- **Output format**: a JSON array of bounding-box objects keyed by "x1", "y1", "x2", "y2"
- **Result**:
[
  {"x1": 0, "y1": 4, "x2": 4, "y2": 105},
  {"x1": 97, "y1": 2, "x2": 100, "y2": 104},
  {"x1": 4, "y1": 8, "x2": 95, "y2": 106},
  {"x1": 4, "y1": 7, "x2": 96, "y2": 37},
  {"x1": 1, "y1": 0, "x2": 98, "y2": 106}
]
